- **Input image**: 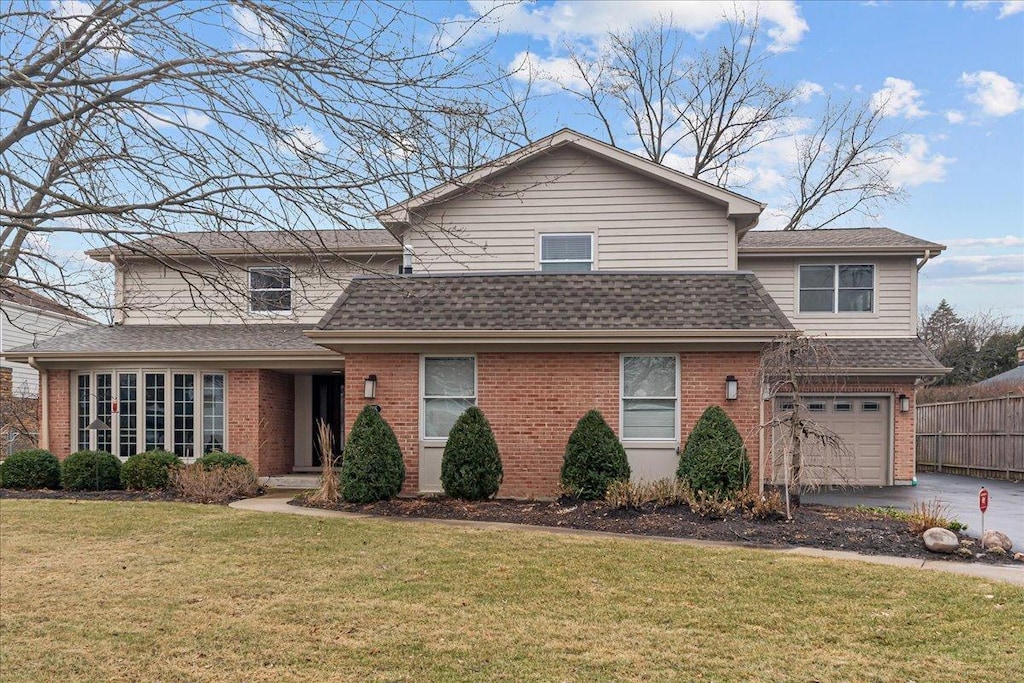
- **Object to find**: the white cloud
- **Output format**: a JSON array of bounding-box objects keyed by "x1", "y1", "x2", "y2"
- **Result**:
[
  {"x1": 871, "y1": 77, "x2": 928, "y2": 119},
  {"x1": 144, "y1": 110, "x2": 213, "y2": 131},
  {"x1": 231, "y1": 5, "x2": 289, "y2": 54},
  {"x1": 959, "y1": 70, "x2": 1024, "y2": 117},
  {"x1": 468, "y1": 0, "x2": 809, "y2": 53},
  {"x1": 962, "y1": 1, "x2": 1024, "y2": 18},
  {"x1": 888, "y1": 134, "x2": 953, "y2": 187},
  {"x1": 794, "y1": 80, "x2": 825, "y2": 103},
  {"x1": 276, "y1": 126, "x2": 327, "y2": 157},
  {"x1": 944, "y1": 110, "x2": 966, "y2": 124},
  {"x1": 508, "y1": 51, "x2": 592, "y2": 92},
  {"x1": 946, "y1": 234, "x2": 1024, "y2": 247},
  {"x1": 51, "y1": 0, "x2": 128, "y2": 53}
]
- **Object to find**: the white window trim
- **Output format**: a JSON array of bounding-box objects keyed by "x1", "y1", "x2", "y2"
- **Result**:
[
  {"x1": 420, "y1": 354, "x2": 477, "y2": 442},
  {"x1": 248, "y1": 266, "x2": 293, "y2": 314},
  {"x1": 619, "y1": 353, "x2": 680, "y2": 443},
  {"x1": 796, "y1": 263, "x2": 877, "y2": 316},
  {"x1": 71, "y1": 369, "x2": 228, "y2": 460},
  {"x1": 538, "y1": 232, "x2": 595, "y2": 271}
]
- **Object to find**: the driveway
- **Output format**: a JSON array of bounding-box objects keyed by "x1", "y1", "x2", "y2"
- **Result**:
[{"x1": 805, "y1": 473, "x2": 1024, "y2": 543}]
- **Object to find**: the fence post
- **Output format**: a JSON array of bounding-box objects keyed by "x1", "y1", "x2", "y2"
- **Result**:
[{"x1": 936, "y1": 431, "x2": 943, "y2": 473}]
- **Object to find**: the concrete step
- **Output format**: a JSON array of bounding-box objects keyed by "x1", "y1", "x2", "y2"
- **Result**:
[{"x1": 261, "y1": 474, "x2": 321, "y2": 489}]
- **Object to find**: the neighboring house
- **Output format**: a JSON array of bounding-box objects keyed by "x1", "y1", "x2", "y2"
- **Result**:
[
  {"x1": 975, "y1": 345, "x2": 1024, "y2": 388},
  {"x1": 6, "y1": 129, "x2": 949, "y2": 496}
]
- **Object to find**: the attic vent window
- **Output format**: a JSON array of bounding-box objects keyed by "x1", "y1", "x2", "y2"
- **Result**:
[
  {"x1": 539, "y1": 233, "x2": 593, "y2": 272},
  {"x1": 249, "y1": 267, "x2": 292, "y2": 312}
]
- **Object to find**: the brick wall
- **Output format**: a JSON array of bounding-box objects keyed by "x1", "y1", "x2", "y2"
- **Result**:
[
  {"x1": 226, "y1": 369, "x2": 295, "y2": 476},
  {"x1": 345, "y1": 350, "x2": 763, "y2": 499},
  {"x1": 45, "y1": 370, "x2": 71, "y2": 457}
]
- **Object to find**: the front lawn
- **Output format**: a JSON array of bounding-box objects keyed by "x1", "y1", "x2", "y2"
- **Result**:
[{"x1": 1, "y1": 500, "x2": 1020, "y2": 682}]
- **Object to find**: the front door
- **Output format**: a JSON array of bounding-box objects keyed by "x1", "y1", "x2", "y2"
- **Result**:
[{"x1": 312, "y1": 375, "x2": 344, "y2": 467}]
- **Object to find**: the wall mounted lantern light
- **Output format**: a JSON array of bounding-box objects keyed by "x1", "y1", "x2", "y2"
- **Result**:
[
  {"x1": 725, "y1": 375, "x2": 739, "y2": 401},
  {"x1": 898, "y1": 394, "x2": 910, "y2": 413},
  {"x1": 364, "y1": 374, "x2": 377, "y2": 400}
]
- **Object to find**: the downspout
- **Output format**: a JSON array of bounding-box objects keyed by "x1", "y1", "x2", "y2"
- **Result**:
[
  {"x1": 28, "y1": 356, "x2": 48, "y2": 450},
  {"x1": 916, "y1": 249, "x2": 933, "y2": 271},
  {"x1": 758, "y1": 383, "x2": 766, "y2": 494}
]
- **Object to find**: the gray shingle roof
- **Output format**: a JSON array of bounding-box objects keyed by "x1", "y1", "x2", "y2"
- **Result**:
[
  {"x1": 1, "y1": 283, "x2": 94, "y2": 321},
  {"x1": 807, "y1": 337, "x2": 947, "y2": 374},
  {"x1": 739, "y1": 227, "x2": 945, "y2": 252},
  {"x1": 7, "y1": 324, "x2": 324, "y2": 355},
  {"x1": 976, "y1": 364, "x2": 1024, "y2": 387},
  {"x1": 318, "y1": 272, "x2": 793, "y2": 332},
  {"x1": 87, "y1": 229, "x2": 401, "y2": 259}
]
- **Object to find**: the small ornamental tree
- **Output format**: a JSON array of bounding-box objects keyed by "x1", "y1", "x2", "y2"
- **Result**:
[
  {"x1": 341, "y1": 406, "x2": 405, "y2": 503},
  {"x1": 677, "y1": 406, "x2": 750, "y2": 497},
  {"x1": 560, "y1": 410, "x2": 631, "y2": 500},
  {"x1": 440, "y1": 406, "x2": 502, "y2": 500}
]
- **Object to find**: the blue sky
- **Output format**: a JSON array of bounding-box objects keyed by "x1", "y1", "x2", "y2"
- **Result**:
[{"x1": 437, "y1": 0, "x2": 1024, "y2": 322}]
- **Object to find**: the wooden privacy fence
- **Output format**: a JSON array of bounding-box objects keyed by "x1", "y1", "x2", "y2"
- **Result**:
[{"x1": 916, "y1": 395, "x2": 1024, "y2": 481}]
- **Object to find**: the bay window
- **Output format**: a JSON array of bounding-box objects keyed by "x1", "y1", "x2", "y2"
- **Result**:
[
  {"x1": 621, "y1": 355, "x2": 679, "y2": 440},
  {"x1": 422, "y1": 356, "x2": 476, "y2": 439},
  {"x1": 71, "y1": 370, "x2": 225, "y2": 459}
]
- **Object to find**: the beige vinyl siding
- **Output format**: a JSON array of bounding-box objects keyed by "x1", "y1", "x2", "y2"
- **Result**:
[
  {"x1": 406, "y1": 146, "x2": 734, "y2": 272},
  {"x1": 740, "y1": 255, "x2": 918, "y2": 336},
  {"x1": 120, "y1": 255, "x2": 398, "y2": 325}
]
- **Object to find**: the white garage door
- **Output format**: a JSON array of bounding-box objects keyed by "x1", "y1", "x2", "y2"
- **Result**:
[{"x1": 773, "y1": 397, "x2": 890, "y2": 487}]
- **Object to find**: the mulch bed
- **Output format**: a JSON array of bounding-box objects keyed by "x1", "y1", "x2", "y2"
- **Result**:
[
  {"x1": 295, "y1": 495, "x2": 1021, "y2": 566},
  {"x1": 0, "y1": 488, "x2": 258, "y2": 505}
]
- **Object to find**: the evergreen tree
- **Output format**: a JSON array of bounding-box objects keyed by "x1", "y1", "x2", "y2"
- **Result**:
[
  {"x1": 341, "y1": 406, "x2": 405, "y2": 503},
  {"x1": 560, "y1": 410, "x2": 630, "y2": 500},
  {"x1": 440, "y1": 406, "x2": 502, "y2": 500},
  {"x1": 677, "y1": 406, "x2": 750, "y2": 497}
]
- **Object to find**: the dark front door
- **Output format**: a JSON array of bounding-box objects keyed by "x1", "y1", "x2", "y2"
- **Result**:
[{"x1": 312, "y1": 375, "x2": 344, "y2": 467}]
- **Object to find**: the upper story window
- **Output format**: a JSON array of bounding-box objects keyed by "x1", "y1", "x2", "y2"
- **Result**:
[
  {"x1": 798, "y1": 265, "x2": 874, "y2": 313},
  {"x1": 539, "y1": 233, "x2": 593, "y2": 272},
  {"x1": 249, "y1": 267, "x2": 292, "y2": 312}
]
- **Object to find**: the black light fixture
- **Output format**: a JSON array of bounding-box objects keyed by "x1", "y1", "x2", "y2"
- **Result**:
[
  {"x1": 87, "y1": 418, "x2": 110, "y2": 431},
  {"x1": 364, "y1": 374, "x2": 377, "y2": 400},
  {"x1": 725, "y1": 375, "x2": 739, "y2": 401},
  {"x1": 898, "y1": 394, "x2": 910, "y2": 413}
]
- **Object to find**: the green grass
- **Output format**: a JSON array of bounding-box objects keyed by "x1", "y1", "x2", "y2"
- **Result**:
[{"x1": 1, "y1": 500, "x2": 1021, "y2": 682}]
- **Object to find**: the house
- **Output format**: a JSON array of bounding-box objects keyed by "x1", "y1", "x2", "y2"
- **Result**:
[
  {"x1": 975, "y1": 345, "x2": 1024, "y2": 388},
  {"x1": 5, "y1": 130, "x2": 948, "y2": 496}
]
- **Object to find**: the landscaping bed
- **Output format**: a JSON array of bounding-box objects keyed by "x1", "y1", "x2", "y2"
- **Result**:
[
  {"x1": 0, "y1": 486, "x2": 260, "y2": 504},
  {"x1": 294, "y1": 495, "x2": 1019, "y2": 565}
]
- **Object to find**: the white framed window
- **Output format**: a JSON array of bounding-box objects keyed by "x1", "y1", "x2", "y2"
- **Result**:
[
  {"x1": 249, "y1": 266, "x2": 292, "y2": 312},
  {"x1": 798, "y1": 264, "x2": 874, "y2": 313},
  {"x1": 539, "y1": 233, "x2": 593, "y2": 272},
  {"x1": 621, "y1": 354, "x2": 679, "y2": 440},
  {"x1": 71, "y1": 370, "x2": 226, "y2": 459},
  {"x1": 422, "y1": 356, "x2": 476, "y2": 439}
]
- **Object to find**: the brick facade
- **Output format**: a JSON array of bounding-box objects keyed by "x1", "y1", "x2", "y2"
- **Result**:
[
  {"x1": 44, "y1": 370, "x2": 72, "y2": 457},
  {"x1": 226, "y1": 369, "x2": 295, "y2": 476}
]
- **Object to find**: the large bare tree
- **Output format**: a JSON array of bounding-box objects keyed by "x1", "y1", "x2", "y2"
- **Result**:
[{"x1": 0, "y1": 0, "x2": 530, "y2": 318}]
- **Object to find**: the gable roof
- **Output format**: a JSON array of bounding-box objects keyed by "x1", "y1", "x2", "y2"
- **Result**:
[
  {"x1": 376, "y1": 129, "x2": 766, "y2": 233},
  {"x1": 806, "y1": 338, "x2": 948, "y2": 376},
  {"x1": 739, "y1": 227, "x2": 946, "y2": 255},
  {"x1": 0, "y1": 283, "x2": 94, "y2": 321},
  {"x1": 86, "y1": 229, "x2": 401, "y2": 260}
]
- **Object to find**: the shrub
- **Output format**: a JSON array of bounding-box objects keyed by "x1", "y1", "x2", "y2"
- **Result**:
[
  {"x1": 560, "y1": 410, "x2": 630, "y2": 500},
  {"x1": 341, "y1": 406, "x2": 405, "y2": 503},
  {"x1": 441, "y1": 406, "x2": 502, "y2": 500},
  {"x1": 121, "y1": 450, "x2": 181, "y2": 490},
  {"x1": 677, "y1": 406, "x2": 750, "y2": 497},
  {"x1": 61, "y1": 450, "x2": 122, "y2": 491},
  {"x1": 196, "y1": 451, "x2": 249, "y2": 470},
  {"x1": 605, "y1": 478, "x2": 690, "y2": 510},
  {"x1": 733, "y1": 488, "x2": 786, "y2": 521},
  {"x1": 0, "y1": 449, "x2": 61, "y2": 489},
  {"x1": 170, "y1": 462, "x2": 259, "y2": 503}
]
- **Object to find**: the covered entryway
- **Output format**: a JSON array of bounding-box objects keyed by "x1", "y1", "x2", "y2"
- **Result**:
[{"x1": 773, "y1": 396, "x2": 891, "y2": 486}]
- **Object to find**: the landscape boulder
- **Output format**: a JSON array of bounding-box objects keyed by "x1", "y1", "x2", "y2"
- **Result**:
[
  {"x1": 981, "y1": 530, "x2": 1013, "y2": 552},
  {"x1": 922, "y1": 527, "x2": 959, "y2": 554}
]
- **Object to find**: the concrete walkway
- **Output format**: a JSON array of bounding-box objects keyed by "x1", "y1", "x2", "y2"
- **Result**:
[
  {"x1": 231, "y1": 490, "x2": 1024, "y2": 586},
  {"x1": 806, "y1": 472, "x2": 1024, "y2": 542}
]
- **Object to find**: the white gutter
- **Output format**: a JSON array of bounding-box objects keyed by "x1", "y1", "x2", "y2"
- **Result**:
[{"x1": 917, "y1": 249, "x2": 934, "y2": 271}]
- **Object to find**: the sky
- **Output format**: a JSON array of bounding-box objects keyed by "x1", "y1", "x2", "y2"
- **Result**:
[{"x1": 435, "y1": 0, "x2": 1024, "y2": 322}]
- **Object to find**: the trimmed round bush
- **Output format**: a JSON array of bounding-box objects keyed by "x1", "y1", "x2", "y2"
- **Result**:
[
  {"x1": 676, "y1": 406, "x2": 750, "y2": 497},
  {"x1": 560, "y1": 410, "x2": 630, "y2": 500},
  {"x1": 0, "y1": 449, "x2": 61, "y2": 489},
  {"x1": 61, "y1": 450, "x2": 123, "y2": 491},
  {"x1": 441, "y1": 406, "x2": 502, "y2": 501},
  {"x1": 121, "y1": 450, "x2": 182, "y2": 490},
  {"x1": 196, "y1": 451, "x2": 249, "y2": 470},
  {"x1": 341, "y1": 405, "x2": 405, "y2": 503}
]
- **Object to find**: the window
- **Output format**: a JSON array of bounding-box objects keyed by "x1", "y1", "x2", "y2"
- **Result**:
[
  {"x1": 202, "y1": 374, "x2": 225, "y2": 453},
  {"x1": 145, "y1": 373, "x2": 166, "y2": 451},
  {"x1": 621, "y1": 355, "x2": 678, "y2": 440},
  {"x1": 77, "y1": 375, "x2": 91, "y2": 451},
  {"x1": 539, "y1": 234, "x2": 593, "y2": 272},
  {"x1": 249, "y1": 267, "x2": 292, "y2": 312},
  {"x1": 834, "y1": 402, "x2": 853, "y2": 413},
  {"x1": 807, "y1": 402, "x2": 826, "y2": 413},
  {"x1": 118, "y1": 373, "x2": 138, "y2": 457},
  {"x1": 96, "y1": 374, "x2": 113, "y2": 453},
  {"x1": 798, "y1": 265, "x2": 874, "y2": 313},
  {"x1": 862, "y1": 401, "x2": 881, "y2": 413},
  {"x1": 173, "y1": 374, "x2": 196, "y2": 458},
  {"x1": 423, "y1": 357, "x2": 476, "y2": 438}
]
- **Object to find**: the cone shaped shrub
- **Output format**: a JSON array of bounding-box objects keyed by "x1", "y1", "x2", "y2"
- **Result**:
[
  {"x1": 560, "y1": 410, "x2": 630, "y2": 500},
  {"x1": 0, "y1": 449, "x2": 61, "y2": 489},
  {"x1": 121, "y1": 450, "x2": 182, "y2": 490},
  {"x1": 341, "y1": 406, "x2": 405, "y2": 503},
  {"x1": 676, "y1": 406, "x2": 750, "y2": 497},
  {"x1": 61, "y1": 450, "x2": 122, "y2": 491},
  {"x1": 441, "y1": 406, "x2": 502, "y2": 500}
]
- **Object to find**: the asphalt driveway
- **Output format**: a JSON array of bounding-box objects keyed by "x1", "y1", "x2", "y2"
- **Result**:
[{"x1": 805, "y1": 472, "x2": 1024, "y2": 544}]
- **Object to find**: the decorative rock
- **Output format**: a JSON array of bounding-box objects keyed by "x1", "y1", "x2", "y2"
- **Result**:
[
  {"x1": 923, "y1": 527, "x2": 959, "y2": 554},
  {"x1": 1013, "y1": 552, "x2": 1024, "y2": 563},
  {"x1": 981, "y1": 530, "x2": 1013, "y2": 552}
]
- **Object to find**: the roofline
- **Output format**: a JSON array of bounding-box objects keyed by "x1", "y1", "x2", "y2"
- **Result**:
[
  {"x1": 4, "y1": 349, "x2": 338, "y2": 364},
  {"x1": 376, "y1": 129, "x2": 766, "y2": 232},
  {"x1": 739, "y1": 245, "x2": 946, "y2": 256},
  {"x1": 85, "y1": 245, "x2": 403, "y2": 260},
  {"x1": 0, "y1": 298, "x2": 97, "y2": 323},
  {"x1": 796, "y1": 367, "x2": 952, "y2": 377},
  {"x1": 306, "y1": 328, "x2": 794, "y2": 347}
]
